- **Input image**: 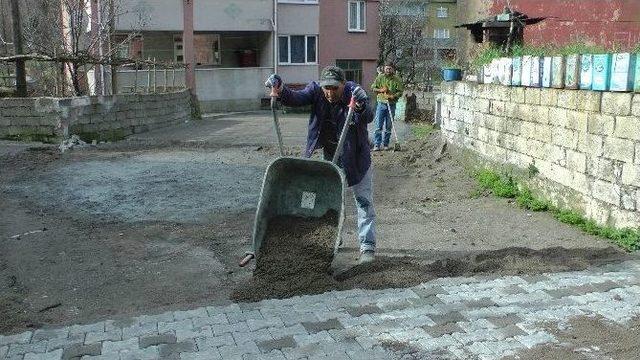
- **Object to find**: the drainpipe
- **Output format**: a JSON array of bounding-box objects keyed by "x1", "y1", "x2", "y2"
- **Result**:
[{"x1": 273, "y1": 0, "x2": 278, "y2": 74}]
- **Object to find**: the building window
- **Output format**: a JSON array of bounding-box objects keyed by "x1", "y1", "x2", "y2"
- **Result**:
[
  {"x1": 434, "y1": 28, "x2": 450, "y2": 39},
  {"x1": 336, "y1": 60, "x2": 363, "y2": 85},
  {"x1": 348, "y1": 1, "x2": 366, "y2": 32},
  {"x1": 436, "y1": 6, "x2": 448, "y2": 18},
  {"x1": 278, "y1": 35, "x2": 318, "y2": 64},
  {"x1": 174, "y1": 35, "x2": 184, "y2": 63}
]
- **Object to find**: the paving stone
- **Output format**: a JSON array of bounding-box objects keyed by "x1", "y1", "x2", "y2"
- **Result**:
[
  {"x1": 415, "y1": 334, "x2": 459, "y2": 351},
  {"x1": 346, "y1": 347, "x2": 390, "y2": 360},
  {"x1": 486, "y1": 314, "x2": 523, "y2": 328},
  {"x1": 178, "y1": 349, "x2": 222, "y2": 360},
  {"x1": 428, "y1": 311, "x2": 466, "y2": 325},
  {"x1": 424, "y1": 322, "x2": 463, "y2": 337},
  {"x1": 232, "y1": 329, "x2": 273, "y2": 346},
  {"x1": 46, "y1": 335, "x2": 84, "y2": 352},
  {"x1": 227, "y1": 310, "x2": 263, "y2": 324},
  {"x1": 158, "y1": 320, "x2": 193, "y2": 335},
  {"x1": 79, "y1": 355, "x2": 114, "y2": 360},
  {"x1": 175, "y1": 326, "x2": 213, "y2": 342},
  {"x1": 119, "y1": 346, "x2": 159, "y2": 360},
  {"x1": 267, "y1": 324, "x2": 308, "y2": 339},
  {"x1": 344, "y1": 305, "x2": 383, "y2": 317},
  {"x1": 514, "y1": 331, "x2": 556, "y2": 348},
  {"x1": 61, "y1": 343, "x2": 101, "y2": 359},
  {"x1": 282, "y1": 343, "x2": 327, "y2": 359},
  {"x1": 69, "y1": 323, "x2": 105, "y2": 337},
  {"x1": 121, "y1": 323, "x2": 157, "y2": 340},
  {"x1": 247, "y1": 317, "x2": 284, "y2": 332},
  {"x1": 338, "y1": 315, "x2": 374, "y2": 328},
  {"x1": 24, "y1": 349, "x2": 63, "y2": 360},
  {"x1": 1, "y1": 345, "x2": 8, "y2": 358},
  {"x1": 190, "y1": 313, "x2": 229, "y2": 329},
  {"x1": 451, "y1": 330, "x2": 495, "y2": 345},
  {"x1": 218, "y1": 343, "x2": 259, "y2": 359},
  {"x1": 493, "y1": 325, "x2": 528, "y2": 340},
  {"x1": 544, "y1": 287, "x2": 581, "y2": 298},
  {"x1": 211, "y1": 321, "x2": 250, "y2": 336},
  {"x1": 8, "y1": 341, "x2": 48, "y2": 356},
  {"x1": 301, "y1": 318, "x2": 343, "y2": 334},
  {"x1": 244, "y1": 349, "x2": 288, "y2": 360},
  {"x1": 463, "y1": 298, "x2": 496, "y2": 308},
  {"x1": 32, "y1": 329, "x2": 69, "y2": 342},
  {"x1": 101, "y1": 338, "x2": 139, "y2": 354},
  {"x1": 256, "y1": 336, "x2": 296, "y2": 353},
  {"x1": 158, "y1": 340, "x2": 197, "y2": 358},
  {"x1": 138, "y1": 333, "x2": 177, "y2": 349},
  {"x1": 173, "y1": 308, "x2": 208, "y2": 321},
  {"x1": 500, "y1": 285, "x2": 526, "y2": 295},
  {"x1": 105, "y1": 319, "x2": 137, "y2": 332},
  {"x1": 293, "y1": 331, "x2": 334, "y2": 347},
  {"x1": 85, "y1": 330, "x2": 122, "y2": 344},
  {"x1": 400, "y1": 315, "x2": 436, "y2": 328},
  {"x1": 278, "y1": 312, "x2": 319, "y2": 326},
  {"x1": 0, "y1": 331, "x2": 33, "y2": 346}
]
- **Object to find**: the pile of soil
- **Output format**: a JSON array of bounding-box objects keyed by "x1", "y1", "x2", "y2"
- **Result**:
[{"x1": 231, "y1": 210, "x2": 339, "y2": 302}]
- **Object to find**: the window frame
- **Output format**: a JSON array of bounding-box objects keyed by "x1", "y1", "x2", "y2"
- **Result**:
[
  {"x1": 278, "y1": 35, "x2": 318, "y2": 65},
  {"x1": 436, "y1": 6, "x2": 448, "y2": 18},
  {"x1": 347, "y1": 0, "x2": 366, "y2": 32},
  {"x1": 433, "y1": 28, "x2": 450, "y2": 39}
]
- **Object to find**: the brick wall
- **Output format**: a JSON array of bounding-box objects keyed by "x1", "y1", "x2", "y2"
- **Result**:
[
  {"x1": 440, "y1": 81, "x2": 640, "y2": 228},
  {"x1": 0, "y1": 90, "x2": 193, "y2": 140}
]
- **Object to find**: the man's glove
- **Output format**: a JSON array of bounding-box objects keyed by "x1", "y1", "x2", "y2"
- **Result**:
[
  {"x1": 352, "y1": 86, "x2": 368, "y2": 111},
  {"x1": 264, "y1": 74, "x2": 282, "y2": 89}
]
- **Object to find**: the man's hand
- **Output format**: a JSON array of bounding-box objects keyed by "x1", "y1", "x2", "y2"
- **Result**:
[
  {"x1": 264, "y1": 74, "x2": 282, "y2": 94},
  {"x1": 352, "y1": 86, "x2": 368, "y2": 112}
]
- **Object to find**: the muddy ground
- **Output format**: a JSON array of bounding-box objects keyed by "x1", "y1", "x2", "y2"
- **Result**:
[{"x1": 0, "y1": 115, "x2": 631, "y2": 335}]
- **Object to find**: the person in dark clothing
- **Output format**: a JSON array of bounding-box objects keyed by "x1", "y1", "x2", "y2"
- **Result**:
[{"x1": 265, "y1": 66, "x2": 377, "y2": 263}]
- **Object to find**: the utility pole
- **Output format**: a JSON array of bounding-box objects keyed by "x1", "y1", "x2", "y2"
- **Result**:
[
  {"x1": 183, "y1": 0, "x2": 195, "y2": 94},
  {"x1": 9, "y1": 0, "x2": 26, "y2": 97},
  {"x1": 109, "y1": 0, "x2": 117, "y2": 95}
]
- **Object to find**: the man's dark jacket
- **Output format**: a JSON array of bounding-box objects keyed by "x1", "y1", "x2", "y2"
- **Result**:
[{"x1": 279, "y1": 81, "x2": 373, "y2": 187}]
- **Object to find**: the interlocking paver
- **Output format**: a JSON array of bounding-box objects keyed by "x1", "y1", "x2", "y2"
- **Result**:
[
  {"x1": 23, "y1": 349, "x2": 63, "y2": 360},
  {"x1": 5, "y1": 261, "x2": 640, "y2": 359},
  {"x1": 0, "y1": 331, "x2": 32, "y2": 346}
]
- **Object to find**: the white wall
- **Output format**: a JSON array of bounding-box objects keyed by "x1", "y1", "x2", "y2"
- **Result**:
[{"x1": 117, "y1": 0, "x2": 273, "y2": 32}]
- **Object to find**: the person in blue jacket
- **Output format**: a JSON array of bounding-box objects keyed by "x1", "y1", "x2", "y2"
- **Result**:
[{"x1": 265, "y1": 66, "x2": 377, "y2": 264}]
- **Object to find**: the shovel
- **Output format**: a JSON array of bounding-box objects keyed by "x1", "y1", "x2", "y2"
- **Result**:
[
  {"x1": 239, "y1": 86, "x2": 359, "y2": 267},
  {"x1": 387, "y1": 103, "x2": 402, "y2": 151}
]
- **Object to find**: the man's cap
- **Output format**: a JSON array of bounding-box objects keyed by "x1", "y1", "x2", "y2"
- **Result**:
[{"x1": 320, "y1": 66, "x2": 345, "y2": 87}]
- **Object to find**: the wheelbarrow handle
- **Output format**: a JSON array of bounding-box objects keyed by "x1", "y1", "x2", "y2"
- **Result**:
[
  {"x1": 239, "y1": 252, "x2": 255, "y2": 267},
  {"x1": 269, "y1": 86, "x2": 285, "y2": 157},
  {"x1": 332, "y1": 96, "x2": 357, "y2": 165}
]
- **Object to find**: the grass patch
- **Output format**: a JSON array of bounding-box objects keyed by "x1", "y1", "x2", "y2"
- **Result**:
[
  {"x1": 474, "y1": 169, "x2": 518, "y2": 198},
  {"x1": 473, "y1": 168, "x2": 640, "y2": 251},
  {"x1": 1, "y1": 133, "x2": 58, "y2": 144},
  {"x1": 76, "y1": 130, "x2": 127, "y2": 143},
  {"x1": 411, "y1": 123, "x2": 434, "y2": 139}
]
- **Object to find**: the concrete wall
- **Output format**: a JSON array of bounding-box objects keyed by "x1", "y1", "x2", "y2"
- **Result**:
[
  {"x1": 115, "y1": 67, "x2": 274, "y2": 112},
  {"x1": 440, "y1": 81, "x2": 640, "y2": 228},
  {"x1": 117, "y1": 0, "x2": 273, "y2": 32},
  {"x1": 0, "y1": 91, "x2": 192, "y2": 140}
]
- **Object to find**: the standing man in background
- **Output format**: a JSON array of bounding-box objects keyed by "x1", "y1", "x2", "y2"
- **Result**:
[{"x1": 371, "y1": 62, "x2": 404, "y2": 151}]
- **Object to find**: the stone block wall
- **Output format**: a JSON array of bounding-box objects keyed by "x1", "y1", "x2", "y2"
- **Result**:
[
  {"x1": 440, "y1": 81, "x2": 640, "y2": 228},
  {"x1": 0, "y1": 90, "x2": 192, "y2": 140}
]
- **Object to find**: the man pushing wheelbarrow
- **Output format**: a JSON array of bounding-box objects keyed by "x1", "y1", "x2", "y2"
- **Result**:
[{"x1": 265, "y1": 66, "x2": 377, "y2": 264}]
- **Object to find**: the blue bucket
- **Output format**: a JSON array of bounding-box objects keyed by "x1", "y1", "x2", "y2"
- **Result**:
[{"x1": 442, "y1": 68, "x2": 462, "y2": 81}]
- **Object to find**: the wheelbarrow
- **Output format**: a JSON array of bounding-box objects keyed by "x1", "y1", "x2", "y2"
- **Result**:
[{"x1": 239, "y1": 86, "x2": 357, "y2": 267}]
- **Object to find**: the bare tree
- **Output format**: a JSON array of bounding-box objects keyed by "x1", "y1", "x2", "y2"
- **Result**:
[
  {"x1": 16, "y1": 0, "x2": 149, "y2": 96},
  {"x1": 378, "y1": 0, "x2": 456, "y2": 88}
]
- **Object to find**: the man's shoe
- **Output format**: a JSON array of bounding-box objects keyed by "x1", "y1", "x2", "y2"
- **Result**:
[
  {"x1": 373, "y1": 145, "x2": 381, "y2": 151},
  {"x1": 359, "y1": 250, "x2": 375, "y2": 264}
]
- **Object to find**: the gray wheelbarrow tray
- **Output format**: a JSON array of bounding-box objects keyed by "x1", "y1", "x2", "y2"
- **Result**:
[{"x1": 239, "y1": 91, "x2": 358, "y2": 267}]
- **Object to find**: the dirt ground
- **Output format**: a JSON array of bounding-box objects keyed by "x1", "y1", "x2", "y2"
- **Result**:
[
  {"x1": 506, "y1": 316, "x2": 640, "y2": 360},
  {"x1": 0, "y1": 116, "x2": 631, "y2": 335}
]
